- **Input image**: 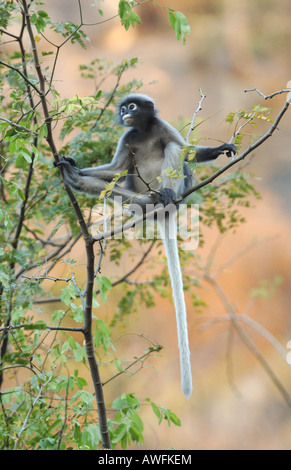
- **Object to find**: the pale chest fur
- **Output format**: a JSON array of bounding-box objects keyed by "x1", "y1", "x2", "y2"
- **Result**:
[{"x1": 125, "y1": 127, "x2": 166, "y2": 193}]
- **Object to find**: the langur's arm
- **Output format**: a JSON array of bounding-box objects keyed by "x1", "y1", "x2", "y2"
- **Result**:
[
  {"x1": 56, "y1": 156, "x2": 154, "y2": 207},
  {"x1": 69, "y1": 136, "x2": 131, "y2": 180},
  {"x1": 195, "y1": 143, "x2": 236, "y2": 162}
]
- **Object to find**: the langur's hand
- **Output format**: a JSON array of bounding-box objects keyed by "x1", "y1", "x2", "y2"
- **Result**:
[
  {"x1": 222, "y1": 143, "x2": 237, "y2": 158},
  {"x1": 54, "y1": 156, "x2": 77, "y2": 168},
  {"x1": 158, "y1": 188, "x2": 177, "y2": 206}
]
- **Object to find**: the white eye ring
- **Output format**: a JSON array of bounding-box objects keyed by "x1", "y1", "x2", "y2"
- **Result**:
[
  {"x1": 121, "y1": 106, "x2": 127, "y2": 114},
  {"x1": 128, "y1": 103, "x2": 137, "y2": 111}
]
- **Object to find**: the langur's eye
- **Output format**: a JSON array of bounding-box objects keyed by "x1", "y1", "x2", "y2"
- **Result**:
[
  {"x1": 121, "y1": 106, "x2": 126, "y2": 114},
  {"x1": 128, "y1": 103, "x2": 137, "y2": 111}
]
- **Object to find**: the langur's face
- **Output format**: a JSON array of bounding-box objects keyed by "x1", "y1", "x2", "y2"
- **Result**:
[
  {"x1": 117, "y1": 94, "x2": 155, "y2": 129},
  {"x1": 120, "y1": 102, "x2": 137, "y2": 126}
]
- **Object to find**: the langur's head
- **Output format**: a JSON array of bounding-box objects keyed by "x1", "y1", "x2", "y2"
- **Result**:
[{"x1": 117, "y1": 94, "x2": 157, "y2": 129}]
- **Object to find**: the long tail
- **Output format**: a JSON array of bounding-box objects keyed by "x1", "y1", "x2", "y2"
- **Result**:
[{"x1": 158, "y1": 212, "x2": 192, "y2": 398}]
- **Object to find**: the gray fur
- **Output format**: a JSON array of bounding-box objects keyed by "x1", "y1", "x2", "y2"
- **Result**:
[{"x1": 58, "y1": 93, "x2": 236, "y2": 397}]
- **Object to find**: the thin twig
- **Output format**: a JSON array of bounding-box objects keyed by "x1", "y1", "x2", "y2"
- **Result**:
[
  {"x1": 0, "y1": 59, "x2": 40, "y2": 94},
  {"x1": 185, "y1": 89, "x2": 206, "y2": 144},
  {"x1": 97, "y1": 240, "x2": 156, "y2": 292},
  {"x1": 183, "y1": 96, "x2": 290, "y2": 199},
  {"x1": 102, "y1": 345, "x2": 162, "y2": 386},
  {"x1": 14, "y1": 372, "x2": 53, "y2": 450},
  {"x1": 202, "y1": 314, "x2": 286, "y2": 361},
  {"x1": 56, "y1": 378, "x2": 70, "y2": 450},
  {"x1": 0, "y1": 323, "x2": 84, "y2": 333},
  {"x1": 245, "y1": 87, "x2": 291, "y2": 100},
  {"x1": 127, "y1": 144, "x2": 160, "y2": 195},
  {"x1": 204, "y1": 274, "x2": 291, "y2": 408},
  {"x1": 214, "y1": 235, "x2": 280, "y2": 279}
]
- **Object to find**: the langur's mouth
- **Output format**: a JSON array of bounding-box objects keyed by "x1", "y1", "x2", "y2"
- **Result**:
[{"x1": 123, "y1": 115, "x2": 133, "y2": 125}]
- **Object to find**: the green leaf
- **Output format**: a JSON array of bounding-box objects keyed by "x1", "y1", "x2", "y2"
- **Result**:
[
  {"x1": 150, "y1": 401, "x2": 181, "y2": 427},
  {"x1": 151, "y1": 402, "x2": 162, "y2": 423},
  {"x1": 19, "y1": 147, "x2": 33, "y2": 163},
  {"x1": 175, "y1": 11, "x2": 189, "y2": 25},
  {"x1": 111, "y1": 423, "x2": 127, "y2": 444},
  {"x1": 60, "y1": 283, "x2": 78, "y2": 305},
  {"x1": 31, "y1": 11, "x2": 49, "y2": 34},
  {"x1": 73, "y1": 343, "x2": 85, "y2": 362},
  {"x1": 96, "y1": 275, "x2": 112, "y2": 303},
  {"x1": 38, "y1": 123, "x2": 48, "y2": 141},
  {"x1": 38, "y1": 10, "x2": 49, "y2": 19},
  {"x1": 71, "y1": 389, "x2": 94, "y2": 406},
  {"x1": 17, "y1": 187, "x2": 25, "y2": 200},
  {"x1": 168, "y1": 10, "x2": 176, "y2": 29},
  {"x1": 167, "y1": 9, "x2": 190, "y2": 44},
  {"x1": 0, "y1": 270, "x2": 10, "y2": 289},
  {"x1": 168, "y1": 410, "x2": 181, "y2": 426},
  {"x1": 118, "y1": 0, "x2": 141, "y2": 31},
  {"x1": 73, "y1": 305, "x2": 84, "y2": 323},
  {"x1": 130, "y1": 411, "x2": 144, "y2": 432},
  {"x1": 225, "y1": 111, "x2": 235, "y2": 124},
  {"x1": 0, "y1": 1, "x2": 14, "y2": 29},
  {"x1": 51, "y1": 21, "x2": 90, "y2": 49},
  {"x1": 94, "y1": 318, "x2": 112, "y2": 352},
  {"x1": 82, "y1": 424, "x2": 101, "y2": 449},
  {"x1": 52, "y1": 309, "x2": 65, "y2": 323},
  {"x1": 112, "y1": 393, "x2": 140, "y2": 412}
]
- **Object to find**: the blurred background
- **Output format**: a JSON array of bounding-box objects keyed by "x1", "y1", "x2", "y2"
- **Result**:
[{"x1": 35, "y1": 0, "x2": 291, "y2": 449}]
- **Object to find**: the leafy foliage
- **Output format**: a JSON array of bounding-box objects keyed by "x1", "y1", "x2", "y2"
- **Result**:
[
  {"x1": 250, "y1": 276, "x2": 282, "y2": 299},
  {"x1": 118, "y1": 0, "x2": 142, "y2": 31},
  {"x1": 0, "y1": 0, "x2": 195, "y2": 450},
  {"x1": 168, "y1": 9, "x2": 191, "y2": 44},
  {"x1": 0, "y1": 0, "x2": 274, "y2": 451}
]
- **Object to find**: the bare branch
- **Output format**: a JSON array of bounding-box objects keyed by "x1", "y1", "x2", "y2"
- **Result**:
[
  {"x1": 185, "y1": 89, "x2": 206, "y2": 144},
  {"x1": 0, "y1": 117, "x2": 38, "y2": 136},
  {"x1": 102, "y1": 344, "x2": 162, "y2": 387},
  {"x1": 214, "y1": 235, "x2": 280, "y2": 279},
  {"x1": 182, "y1": 96, "x2": 290, "y2": 200},
  {"x1": 245, "y1": 87, "x2": 291, "y2": 100},
  {"x1": 205, "y1": 274, "x2": 291, "y2": 408}
]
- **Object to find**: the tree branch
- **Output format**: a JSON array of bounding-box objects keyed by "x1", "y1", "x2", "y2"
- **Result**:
[
  {"x1": 204, "y1": 273, "x2": 291, "y2": 408},
  {"x1": 182, "y1": 96, "x2": 290, "y2": 199},
  {"x1": 244, "y1": 87, "x2": 291, "y2": 100},
  {"x1": 102, "y1": 344, "x2": 162, "y2": 387},
  {"x1": 185, "y1": 88, "x2": 206, "y2": 144},
  {"x1": 20, "y1": 0, "x2": 111, "y2": 448},
  {"x1": 0, "y1": 59, "x2": 40, "y2": 94}
]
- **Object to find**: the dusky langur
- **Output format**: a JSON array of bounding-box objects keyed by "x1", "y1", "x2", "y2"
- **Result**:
[{"x1": 56, "y1": 93, "x2": 236, "y2": 398}]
